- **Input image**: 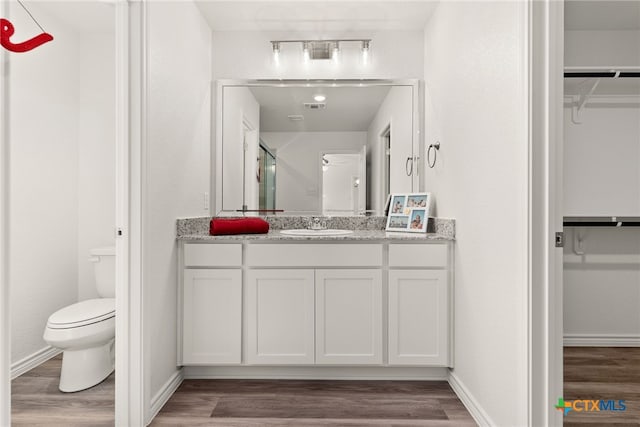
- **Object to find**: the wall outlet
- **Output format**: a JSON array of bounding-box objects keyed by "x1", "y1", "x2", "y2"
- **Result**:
[{"x1": 203, "y1": 192, "x2": 210, "y2": 211}]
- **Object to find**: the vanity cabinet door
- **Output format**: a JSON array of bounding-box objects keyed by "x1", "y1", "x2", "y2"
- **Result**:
[
  {"x1": 315, "y1": 269, "x2": 383, "y2": 365},
  {"x1": 247, "y1": 269, "x2": 315, "y2": 365},
  {"x1": 388, "y1": 270, "x2": 449, "y2": 366},
  {"x1": 182, "y1": 269, "x2": 242, "y2": 364}
]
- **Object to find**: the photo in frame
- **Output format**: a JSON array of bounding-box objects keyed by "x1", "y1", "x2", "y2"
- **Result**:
[{"x1": 385, "y1": 192, "x2": 432, "y2": 233}]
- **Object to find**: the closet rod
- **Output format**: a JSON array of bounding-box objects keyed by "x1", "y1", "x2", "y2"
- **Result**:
[
  {"x1": 563, "y1": 221, "x2": 640, "y2": 227},
  {"x1": 564, "y1": 71, "x2": 640, "y2": 78},
  {"x1": 563, "y1": 216, "x2": 640, "y2": 227}
]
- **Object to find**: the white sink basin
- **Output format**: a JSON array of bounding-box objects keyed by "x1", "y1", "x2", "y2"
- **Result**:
[{"x1": 280, "y1": 229, "x2": 354, "y2": 236}]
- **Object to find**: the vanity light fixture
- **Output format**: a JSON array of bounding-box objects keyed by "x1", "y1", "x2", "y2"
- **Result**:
[
  {"x1": 270, "y1": 39, "x2": 371, "y2": 61},
  {"x1": 302, "y1": 41, "x2": 311, "y2": 61}
]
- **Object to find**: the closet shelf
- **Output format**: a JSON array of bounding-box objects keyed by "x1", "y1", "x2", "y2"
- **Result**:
[
  {"x1": 563, "y1": 216, "x2": 640, "y2": 227},
  {"x1": 564, "y1": 66, "x2": 640, "y2": 78}
]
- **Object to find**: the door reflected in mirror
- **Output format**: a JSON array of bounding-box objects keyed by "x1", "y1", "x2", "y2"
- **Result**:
[{"x1": 217, "y1": 81, "x2": 420, "y2": 215}]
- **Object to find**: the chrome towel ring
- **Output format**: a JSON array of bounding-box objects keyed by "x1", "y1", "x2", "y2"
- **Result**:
[{"x1": 427, "y1": 141, "x2": 440, "y2": 168}]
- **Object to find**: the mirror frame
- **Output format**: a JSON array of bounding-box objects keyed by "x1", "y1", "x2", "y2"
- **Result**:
[{"x1": 213, "y1": 79, "x2": 423, "y2": 216}]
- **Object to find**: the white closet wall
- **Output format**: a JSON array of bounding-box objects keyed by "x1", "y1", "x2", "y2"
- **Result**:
[{"x1": 563, "y1": 24, "x2": 640, "y2": 345}]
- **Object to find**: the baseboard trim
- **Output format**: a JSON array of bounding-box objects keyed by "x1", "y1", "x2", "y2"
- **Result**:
[
  {"x1": 147, "y1": 369, "x2": 183, "y2": 425},
  {"x1": 448, "y1": 371, "x2": 494, "y2": 427},
  {"x1": 183, "y1": 366, "x2": 449, "y2": 381},
  {"x1": 564, "y1": 334, "x2": 640, "y2": 347},
  {"x1": 11, "y1": 346, "x2": 61, "y2": 380}
]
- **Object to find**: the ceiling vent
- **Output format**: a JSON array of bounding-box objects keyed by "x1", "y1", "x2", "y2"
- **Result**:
[
  {"x1": 287, "y1": 115, "x2": 304, "y2": 121},
  {"x1": 304, "y1": 103, "x2": 327, "y2": 110}
]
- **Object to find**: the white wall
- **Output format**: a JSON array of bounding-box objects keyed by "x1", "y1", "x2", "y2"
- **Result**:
[
  {"x1": 261, "y1": 132, "x2": 366, "y2": 212},
  {"x1": 563, "y1": 28, "x2": 640, "y2": 343},
  {"x1": 565, "y1": 30, "x2": 640, "y2": 68},
  {"x1": 146, "y1": 0, "x2": 211, "y2": 417},
  {"x1": 367, "y1": 86, "x2": 414, "y2": 213},
  {"x1": 9, "y1": 5, "x2": 80, "y2": 364},
  {"x1": 423, "y1": 2, "x2": 529, "y2": 426},
  {"x1": 220, "y1": 87, "x2": 259, "y2": 211},
  {"x1": 77, "y1": 34, "x2": 116, "y2": 300},
  {"x1": 211, "y1": 30, "x2": 423, "y2": 215},
  {"x1": 212, "y1": 30, "x2": 424, "y2": 80},
  {"x1": 563, "y1": 227, "x2": 640, "y2": 342},
  {"x1": 563, "y1": 105, "x2": 640, "y2": 216}
]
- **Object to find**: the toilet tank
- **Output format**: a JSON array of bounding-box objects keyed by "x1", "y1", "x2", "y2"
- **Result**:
[{"x1": 90, "y1": 247, "x2": 115, "y2": 298}]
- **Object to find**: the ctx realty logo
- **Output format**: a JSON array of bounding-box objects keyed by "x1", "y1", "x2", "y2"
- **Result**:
[{"x1": 555, "y1": 398, "x2": 627, "y2": 416}]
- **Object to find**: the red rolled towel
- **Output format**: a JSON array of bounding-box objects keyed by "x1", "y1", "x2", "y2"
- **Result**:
[{"x1": 210, "y1": 217, "x2": 270, "y2": 236}]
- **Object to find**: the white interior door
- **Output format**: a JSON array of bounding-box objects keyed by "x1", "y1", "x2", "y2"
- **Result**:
[
  {"x1": 0, "y1": 0, "x2": 9, "y2": 420},
  {"x1": 243, "y1": 128, "x2": 259, "y2": 211}
]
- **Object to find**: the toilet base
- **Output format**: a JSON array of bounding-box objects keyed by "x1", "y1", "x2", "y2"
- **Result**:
[{"x1": 59, "y1": 339, "x2": 115, "y2": 392}]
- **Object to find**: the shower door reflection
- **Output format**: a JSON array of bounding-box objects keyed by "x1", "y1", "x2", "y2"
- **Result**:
[{"x1": 258, "y1": 142, "x2": 276, "y2": 211}]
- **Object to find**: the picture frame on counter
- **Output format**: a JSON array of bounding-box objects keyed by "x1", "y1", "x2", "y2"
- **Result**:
[{"x1": 385, "y1": 192, "x2": 432, "y2": 233}]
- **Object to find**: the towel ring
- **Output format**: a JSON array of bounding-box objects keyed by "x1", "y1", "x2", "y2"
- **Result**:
[{"x1": 427, "y1": 141, "x2": 440, "y2": 168}]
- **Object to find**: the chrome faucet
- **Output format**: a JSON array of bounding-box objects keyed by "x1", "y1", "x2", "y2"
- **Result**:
[{"x1": 309, "y1": 217, "x2": 327, "y2": 230}]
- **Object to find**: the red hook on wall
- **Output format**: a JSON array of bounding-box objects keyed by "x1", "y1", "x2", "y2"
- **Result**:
[{"x1": 1, "y1": 18, "x2": 53, "y2": 53}]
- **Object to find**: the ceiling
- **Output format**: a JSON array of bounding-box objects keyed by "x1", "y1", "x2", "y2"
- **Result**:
[
  {"x1": 26, "y1": 1, "x2": 115, "y2": 34},
  {"x1": 195, "y1": 1, "x2": 439, "y2": 32},
  {"x1": 565, "y1": 1, "x2": 640, "y2": 31},
  {"x1": 246, "y1": 85, "x2": 392, "y2": 132}
]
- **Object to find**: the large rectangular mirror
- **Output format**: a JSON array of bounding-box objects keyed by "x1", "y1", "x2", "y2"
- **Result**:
[{"x1": 215, "y1": 80, "x2": 421, "y2": 215}]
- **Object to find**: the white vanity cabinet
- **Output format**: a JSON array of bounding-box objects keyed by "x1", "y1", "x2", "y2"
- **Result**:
[
  {"x1": 179, "y1": 240, "x2": 452, "y2": 370},
  {"x1": 387, "y1": 244, "x2": 451, "y2": 366},
  {"x1": 315, "y1": 269, "x2": 383, "y2": 365},
  {"x1": 246, "y1": 269, "x2": 315, "y2": 365},
  {"x1": 388, "y1": 270, "x2": 448, "y2": 365},
  {"x1": 181, "y1": 244, "x2": 243, "y2": 364}
]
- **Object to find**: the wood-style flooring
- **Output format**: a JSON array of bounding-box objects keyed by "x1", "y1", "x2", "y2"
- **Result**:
[
  {"x1": 563, "y1": 347, "x2": 640, "y2": 426},
  {"x1": 152, "y1": 379, "x2": 476, "y2": 426},
  {"x1": 14, "y1": 347, "x2": 637, "y2": 426},
  {"x1": 11, "y1": 354, "x2": 114, "y2": 426}
]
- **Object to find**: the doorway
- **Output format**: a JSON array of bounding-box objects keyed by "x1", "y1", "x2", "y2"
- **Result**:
[
  {"x1": 320, "y1": 150, "x2": 366, "y2": 215},
  {"x1": 1, "y1": 0, "x2": 140, "y2": 425},
  {"x1": 535, "y1": 1, "x2": 640, "y2": 425},
  {"x1": 560, "y1": 1, "x2": 640, "y2": 423}
]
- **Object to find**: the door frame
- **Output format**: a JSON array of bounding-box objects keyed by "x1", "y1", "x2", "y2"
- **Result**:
[
  {"x1": 0, "y1": 1, "x2": 145, "y2": 425},
  {"x1": 1, "y1": 0, "x2": 11, "y2": 423},
  {"x1": 115, "y1": 0, "x2": 146, "y2": 425},
  {"x1": 528, "y1": 1, "x2": 564, "y2": 426}
]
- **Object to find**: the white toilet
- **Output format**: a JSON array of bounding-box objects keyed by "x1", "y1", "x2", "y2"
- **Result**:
[{"x1": 43, "y1": 247, "x2": 116, "y2": 392}]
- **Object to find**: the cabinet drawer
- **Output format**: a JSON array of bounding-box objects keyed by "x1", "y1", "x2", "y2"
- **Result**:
[
  {"x1": 247, "y1": 244, "x2": 382, "y2": 267},
  {"x1": 389, "y1": 244, "x2": 448, "y2": 268},
  {"x1": 183, "y1": 243, "x2": 242, "y2": 267}
]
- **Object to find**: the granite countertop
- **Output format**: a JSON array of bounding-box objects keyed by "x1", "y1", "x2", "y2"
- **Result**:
[
  {"x1": 178, "y1": 229, "x2": 453, "y2": 242},
  {"x1": 176, "y1": 216, "x2": 455, "y2": 242}
]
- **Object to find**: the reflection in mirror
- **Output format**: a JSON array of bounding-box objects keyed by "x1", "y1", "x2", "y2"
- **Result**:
[{"x1": 219, "y1": 82, "x2": 417, "y2": 215}]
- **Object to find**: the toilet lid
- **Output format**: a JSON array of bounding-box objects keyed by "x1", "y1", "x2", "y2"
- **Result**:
[{"x1": 47, "y1": 298, "x2": 115, "y2": 329}]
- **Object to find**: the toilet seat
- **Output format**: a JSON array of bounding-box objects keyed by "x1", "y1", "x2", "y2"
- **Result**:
[{"x1": 47, "y1": 298, "x2": 115, "y2": 329}]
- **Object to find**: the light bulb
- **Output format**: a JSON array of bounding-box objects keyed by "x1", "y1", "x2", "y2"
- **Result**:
[
  {"x1": 303, "y1": 42, "x2": 310, "y2": 62},
  {"x1": 361, "y1": 40, "x2": 370, "y2": 64},
  {"x1": 314, "y1": 94, "x2": 326, "y2": 102}
]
